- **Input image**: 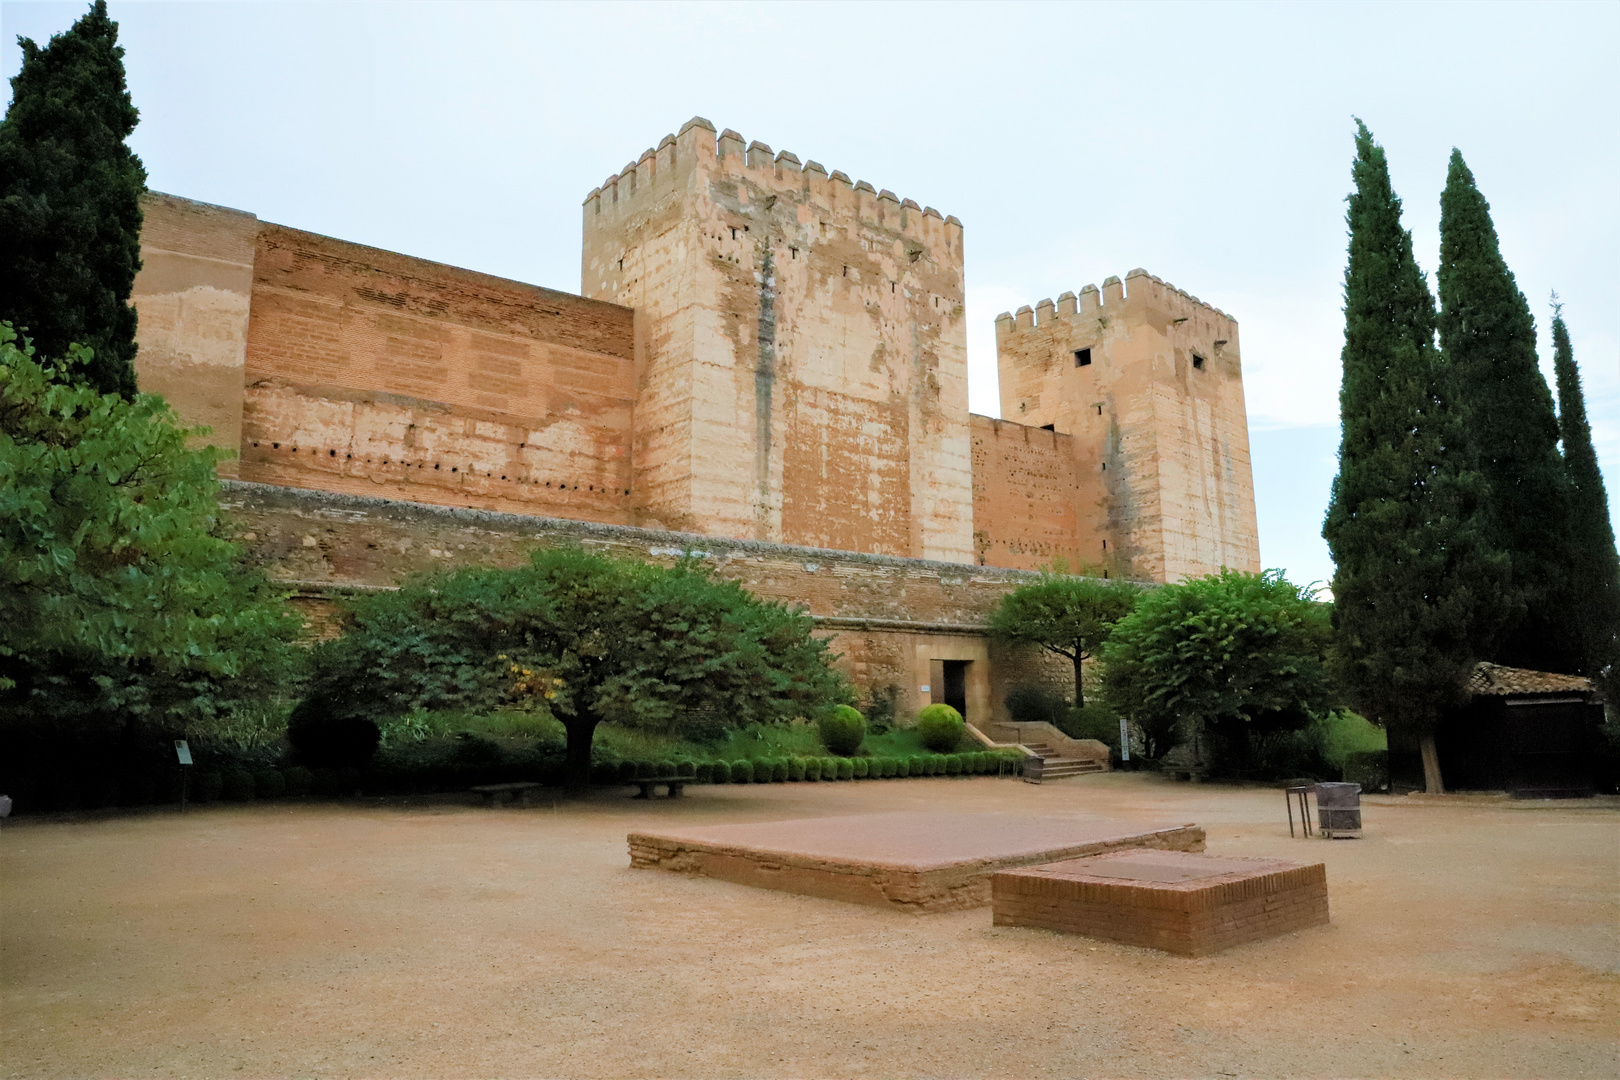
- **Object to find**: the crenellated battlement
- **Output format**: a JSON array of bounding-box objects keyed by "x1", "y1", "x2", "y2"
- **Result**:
[
  {"x1": 995, "y1": 268, "x2": 1236, "y2": 342},
  {"x1": 582, "y1": 117, "x2": 962, "y2": 249}
]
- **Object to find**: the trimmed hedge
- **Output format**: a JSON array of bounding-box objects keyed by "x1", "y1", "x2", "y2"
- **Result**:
[
  {"x1": 803, "y1": 757, "x2": 822, "y2": 781},
  {"x1": 852, "y1": 758, "x2": 869, "y2": 779},
  {"x1": 254, "y1": 768, "x2": 286, "y2": 799},
  {"x1": 284, "y1": 766, "x2": 313, "y2": 796},
  {"x1": 788, "y1": 758, "x2": 806, "y2": 781},
  {"x1": 836, "y1": 758, "x2": 855, "y2": 780},
  {"x1": 819, "y1": 705, "x2": 867, "y2": 756},
  {"x1": 916, "y1": 703, "x2": 966, "y2": 752},
  {"x1": 730, "y1": 759, "x2": 753, "y2": 784},
  {"x1": 710, "y1": 760, "x2": 732, "y2": 784},
  {"x1": 676, "y1": 760, "x2": 697, "y2": 778}
]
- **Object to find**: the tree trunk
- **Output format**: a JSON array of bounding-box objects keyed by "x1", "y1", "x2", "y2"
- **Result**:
[
  {"x1": 1073, "y1": 652, "x2": 1085, "y2": 710},
  {"x1": 562, "y1": 716, "x2": 600, "y2": 793},
  {"x1": 1420, "y1": 733, "x2": 1445, "y2": 794}
]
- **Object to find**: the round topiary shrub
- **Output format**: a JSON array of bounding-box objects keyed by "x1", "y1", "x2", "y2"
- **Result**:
[
  {"x1": 676, "y1": 760, "x2": 697, "y2": 779},
  {"x1": 803, "y1": 757, "x2": 822, "y2": 781},
  {"x1": 945, "y1": 754, "x2": 963, "y2": 776},
  {"x1": 852, "y1": 757, "x2": 869, "y2": 779},
  {"x1": 771, "y1": 760, "x2": 790, "y2": 783},
  {"x1": 334, "y1": 766, "x2": 363, "y2": 794},
  {"x1": 120, "y1": 771, "x2": 159, "y2": 806},
  {"x1": 286, "y1": 694, "x2": 381, "y2": 769},
  {"x1": 893, "y1": 758, "x2": 911, "y2": 778},
  {"x1": 787, "y1": 758, "x2": 806, "y2": 781},
  {"x1": 695, "y1": 762, "x2": 715, "y2": 783},
  {"x1": 915, "y1": 703, "x2": 965, "y2": 753},
  {"x1": 883, "y1": 758, "x2": 900, "y2": 778},
  {"x1": 710, "y1": 760, "x2": 731, "y2": 784},
  {"x1": 632, "y1": 760, "x2": 655, "y2": 779},
  {"x1": 730, "y1": 759, "x2": 753, "y2": 784},
  {"x1": 591, "y1": 762, "x2": 617, "y2": 785},
  {"x1": 837, "y1": 758, "x2": 855, "y2": 781},
  {"x1": 615, "y1": 761, "x2": 637, "y2": 783},
  {"x1": 752, "y1": 759, "x2": 774, "y2": 783},
  {"x1": 193, "y1": 769, "x2": 224, "y2": 803},
  {"x1": 657, "y1": 759, "x2": 679, "y2": 777},
  {"x1": 254, "y1": 769, "x2": 286, "y2": 799},
  {"x1": 819, "y1": 705, "x2": 867, "y2": 756},
  {"x1": 283, "y1": 766, "x2": 314, "y2": 797}
]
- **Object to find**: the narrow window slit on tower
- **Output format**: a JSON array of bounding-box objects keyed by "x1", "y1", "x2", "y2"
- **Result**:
[
  {"x1": 1040, "y1": 424, "x2": 1055, "y2": 432},
  {"x1": 731, "y1": 228, "x2": 738, "y2": 240},
  {"x1": 1192, "y1": 354, "x2": 1206, "y2": 370},
  {"x1": 1096, "y1": 404, "x2": 1103, "y2": 415},
  {"x1": 1075, "y1": 348, "x2": 1092, "y2": 367}
]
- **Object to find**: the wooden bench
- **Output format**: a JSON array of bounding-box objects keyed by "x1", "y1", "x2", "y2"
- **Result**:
[
  {"x1": 471, "y1": 781, "x2": 542, "y2": 806},
  {"x1": 632, "y1": 776, "x2": 687, "y2": 799}
]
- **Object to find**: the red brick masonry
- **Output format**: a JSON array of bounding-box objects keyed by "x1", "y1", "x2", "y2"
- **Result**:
[
  {"x1": 992, "y1": 850, "x2": 1328, "y2": 956},
  {"x1": 628, "y1": 813, "x2": 1205, "y2": 913}
]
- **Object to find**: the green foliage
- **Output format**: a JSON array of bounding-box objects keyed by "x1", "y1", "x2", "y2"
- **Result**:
[
  {"x1": 1004, "y1": 684, "x2": 1065, "y2": 726},
  {"x1": 944, "y1": 754, "x2": 962, "y2": 776},
  {"x1": 675, "y1": 760, "x2": 696, "y2": 779},
  {"x1": 1104, "y1": 569, "x2": 1335, "y2": 773},
  {"x1": 803, "y1": 757, "x2": 821, "y2": 781},
  {"x1": 915, "y1": 703, "x2": 965, "y2": 752},
  {"x1": 1322, "y1": 122, "x2": 1513, "y2": 766},
  {"x1": 836, "y1": 758, "x2": 854, "y2": 781},
  {"x1": 192, "y1": 769, "x2": 222, "y2": 803},
  {"x1": 1061, "y1": 702, "x2": 1121, "y2": 750},
  {"x1": 1342, "y1": 750, "x2": 1390, "y2": 793},
  {"x1": 253, "y1": 768, "x2": 285, "y2": 799},
  {"x1": 1550, "y1": 304, "x2": 1620, "y2": 681},
  {"x1": 989, "y1": 573, "x2": 1142, "y2": 706},
  {"x1": 1438, "y1": 150, "x2": 1577, "y2": 672},
  {"x1": 730, "y1": 759, "x2": 753, "y2": 784},
  {"x1": 297, "y1": 546, "x2": 847, "y2": 788},
  {"x1": 283, "y1": 766, "x2": 312, "y2": 797},
  {"x1": 860, "y1": 684, "x2": 901, "y2": 733},
  {"x1": 771, "y1": 759, "x2": 789, "y2": 782},
  {"x1": 787, "y1": 758, "x2": 806, "y2": 781},
  {"x1": 851, "y1": 757, "x2": 869, "y2": 779},
  {"x1": 819, "y1": 704, "x2": 867, "y2": 755},
  {"x1": 752, "y1": 758, "x2": 774, "y2": 783},
  {"x1": 0, "y1": 326, "x2": 300, "y2": 772},
  {"x1": 694, "y1": 762, "x2": 714, "y2": 784},
  {"x1": 710, "y1": 759, "x2": 731, "y2": 784},
  {"x1": 893, "y1": 757, "x2": 910, "y2": 778},
  {"x1": 0, "y1": 2, "x2": 146, "y2": 398},
  {"x1": 221, "y1": 768, "x2": 254, "y2": 801}
]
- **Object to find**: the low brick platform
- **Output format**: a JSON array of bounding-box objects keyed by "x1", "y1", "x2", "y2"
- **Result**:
[
  {"x1": 993, "y1": 850, "x2": 1328, "y2": 956},
  {"x1": 628, "y1": 813, "x2": 1204, "y2": 913}
]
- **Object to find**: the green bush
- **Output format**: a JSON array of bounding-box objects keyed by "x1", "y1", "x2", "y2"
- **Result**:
[
  {"x1": 1061, "y1": 702, "x2": 1122, "y2": 749},
  {"x1": 591, "y1": 762, "x2": 616, "y2": 784},
  {"x1": 1342, "y1": 750, "x2": 1389, "y2": 792},
  {"x1": 193, "y1": 769, "x2": 224, "y2": 802},
  {"x1": 220, "y1": 768, "x2": 254, "y2": 801},
  {"x1": 819, "y1": 705, "x2": 867, "y2": 756},
  {"x1": 731, "y1": 759, "x2": 753, "y2": 784},
  {"x1": 710, "y1": 760, "x2": 731, "y2": 784},
  {"x1": 803, "y1": 757, "x2": 822, "y2": 781},
  {"x1": 819, "y1": 757, "x2": 838, "y2": 779},
  {"x1": 787, "y1": 758, "x2": 806, "y2": 781},
  {"x1": 876, "y1": 758, "x2": 896, "y2": 778},
  {"x1": 892, "y1": 758, "x2": 909, "y2": 778},
  {"x1": 283, "y1": 766, "x2": 313, "y2": 797},
  {"x1": 615, "y1": 761, "x2": 637, "y2": 783},
  {"x1": 753, "y1": 759, "x2": 774, "y2": 783},
  {"x1": 836, "y1": 758, "x2": 855, "y2": 780},
  {"x1": 916, "y1": 703, "x2": 965, "y2": 752},
  {"x1": 771, "y1": 759, "x2": 790, "y2": 782},
  {"x1": 1004, "y1": 684, "x2": 1066, "y2": 726},
  {"x1": 852, "y1": 757, "x2": 869, "y2": 779},
  {"x1": 675, "y1": 760, "x2": 697, "y2": 778},
  {"x1": 694, "y1": 762, "x2": 715, "y2": 783},
  {"x1": 254, "y1": 769, "x2": 286, "y2": 799},
  {"x1": 631, "y1": 760, "x2": 654, "y2": 779}
]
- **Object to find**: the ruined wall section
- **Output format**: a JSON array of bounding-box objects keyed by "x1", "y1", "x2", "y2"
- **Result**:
[
  {"x1": 239, "y1": 224, "x2": 637, "y2": 524},
  {"x1": 582, "y1": 118, "x2": 973, "y2": 563},
  {"x1": 131, "y1": 193, "x2": 259, "y2": 475},
  {"x1": 970, "y1": 415, "x2": 1083, "y2": 571},
  {"x1": 995, "y1": 269, "x2": 1259, "y2": 582}
]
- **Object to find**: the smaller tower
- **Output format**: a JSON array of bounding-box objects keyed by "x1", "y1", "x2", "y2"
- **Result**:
[{"x1": 994, "y1": 269, "x2": 1259, "y2": 582}]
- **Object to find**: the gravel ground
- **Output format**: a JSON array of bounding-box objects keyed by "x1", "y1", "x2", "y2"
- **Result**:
[{"x1": 2, "y1": 773, "x2": 1616, "y2": 1079}]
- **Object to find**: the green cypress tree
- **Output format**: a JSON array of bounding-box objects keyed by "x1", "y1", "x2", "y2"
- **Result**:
[
  {"x1": 0, "y1": 1, "x2": 146, "y2": 398},
  {"x1": 1323, "y1": 122, "x2": 1512, "y2": 793},
  {"x1": 1549, "y1": 298, "x2": 1620, "y2": 681},
  {"x1": 1437, "y1": 150, "x2": 1576, "y2": 672}
]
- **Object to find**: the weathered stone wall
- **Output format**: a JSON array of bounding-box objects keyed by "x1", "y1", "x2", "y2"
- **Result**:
[
  {"x1": 221, "y1": 481, "x2": 1069, "y2": 723},
  {"x1": 131, "y1": 193, "x2": 260, "y2": 475},
  {"x1": 237, "y1": 221, "x2": 639, "y2": 524},
  {"x1": 995, "y1": 269, "x2": 1260, "y2": 582},
  {"x1": 581, "y1": 118, "x2": 972, "y2": 563},
  {"x1": 970, "y1": 415, "x2": 1084, "y2": 571}
]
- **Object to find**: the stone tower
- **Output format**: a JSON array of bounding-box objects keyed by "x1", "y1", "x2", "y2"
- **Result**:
[
  {"x1": 581, "y1": 118, "x2": 973, "y2": 562},
  {"x1": 995, "y1": 269, "x2": 1260, "y2": 581}
]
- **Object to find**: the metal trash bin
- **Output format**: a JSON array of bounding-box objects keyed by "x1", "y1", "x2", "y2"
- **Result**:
[{"x1": 1315, "y1": 782, "x2": 1362, "y2": 838}]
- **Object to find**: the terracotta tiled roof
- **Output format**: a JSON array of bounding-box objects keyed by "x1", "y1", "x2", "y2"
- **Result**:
[{"x1": 1467, "y1": 662, "x2": 1594, "y2": 697}]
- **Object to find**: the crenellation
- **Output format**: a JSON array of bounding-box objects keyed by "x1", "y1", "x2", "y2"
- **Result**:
[
  {"x1": 746, "y1": 140, "x2": 773, "y2": 169},
  {"x1": 1057, "y1": 291, "x2": 1077, "y2": 317}
]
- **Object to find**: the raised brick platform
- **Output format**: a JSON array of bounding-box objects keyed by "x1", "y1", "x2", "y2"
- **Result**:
[
  {"x1": 992, "y1": 849, "x2": 1328, "y2": 955},
  {"x1": 627, "y1": 813, "x2": 1205, "y2": 912}
]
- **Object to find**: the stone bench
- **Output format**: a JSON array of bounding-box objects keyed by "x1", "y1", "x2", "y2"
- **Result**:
[
  {"x1": 470, "y1": 781, "x2": 542, "y2": 806},
  {"x1": 632, "y1": 777, "x2": 687, "y2": 799}
]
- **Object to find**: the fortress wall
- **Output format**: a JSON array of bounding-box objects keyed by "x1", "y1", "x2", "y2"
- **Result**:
[
  {"x1": 131, "y1": 193, "x2": 260, "y2": 475},
  {"x1": 221, "y1": 481, "x2": 1065, "y2": 723},
  {"x1": 994, "y1": 270, "x2": 1259, "y2": 582},
  {"x1": 582, "y1": 118, "x2": 973, "y2": 563},
  {"x1": 970, "y1": 415, "x2": 1084, "y2": 571},
  {"x1": 236, "y1": 223, "x2": 638, "y2": 524}
]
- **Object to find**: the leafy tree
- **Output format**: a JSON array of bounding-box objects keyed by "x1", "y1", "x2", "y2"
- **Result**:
[
  {"x1": 1322, "y1": 123, "x2": 1513, "y2": 793},
  {"x1": 988, "y1": 573, "x2": 1142, "y2": 707},
  {"x1": 1549, "y1": 298, "x2": 1620, "y2": 682},
  {"x1": 0, "y1": 1, "x2": 146, "y2": 398},
  {"x1": 1102, "y1": 570, "x2": 1335, "y2": 775},
  {"x1": 298, "y1": 548, "x2": 849, "y2": 789},
  {"x1": 0, "y1": 324, "x2": 299, "y2": 757},
  {"x1": 1437, "y1": 149, "x2": 1576, "y2": 671}
]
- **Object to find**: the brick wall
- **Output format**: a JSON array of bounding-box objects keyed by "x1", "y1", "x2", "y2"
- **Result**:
[{"x1": 970, "y1": 415, "x2": 1084, "y2": 571}]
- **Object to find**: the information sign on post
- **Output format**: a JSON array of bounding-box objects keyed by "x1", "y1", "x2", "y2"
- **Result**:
[
  {"x1": 174, "y1": 740, "x2": 192, "y2": 811},
  {"x1": 1119, "y1": 718, "x2": 1131, "y2": 763}
]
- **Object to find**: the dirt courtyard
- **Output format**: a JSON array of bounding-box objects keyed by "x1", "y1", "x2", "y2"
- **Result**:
[{"x1": 3, "y1": 774, "x2": 1617, "y2": 1079}]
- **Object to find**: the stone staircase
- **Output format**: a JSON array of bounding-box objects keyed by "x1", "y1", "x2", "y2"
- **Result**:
[{"x1": 1024, "y1": 741, "x2": 1107, "y2": 781}]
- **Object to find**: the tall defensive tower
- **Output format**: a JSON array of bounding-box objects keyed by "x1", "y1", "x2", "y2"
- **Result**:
[
  {"x1": 995, "y1": 269, "x2": 1260, "y2": 582},
  {"x1": 581, "y1": 118, "x2": 972, "y2": 562}
]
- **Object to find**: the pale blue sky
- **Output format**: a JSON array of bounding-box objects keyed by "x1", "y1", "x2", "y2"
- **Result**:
[{"x1": 5, "y1": 1, "x2": 1616, "y2": 588}]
